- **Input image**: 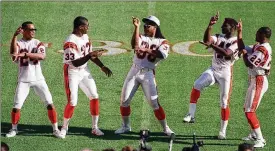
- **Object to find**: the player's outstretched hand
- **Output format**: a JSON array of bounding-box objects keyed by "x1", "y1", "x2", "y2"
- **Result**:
[
  {"x1": 90, "y1": 49, "x2": 104, "y2": 58},
  {"x1": 237, "y1": 18, "x2": 242, "y2": 33},
  {"x1": 13, "y1": 52, "x2": 27, "y2": 58},
  {"x1": 132, "y1": 16, "x2": 140, "y2": 27},
  {"x1": 101, "y1": 66, "x2": 113, "y2": 77},
  {"x1": 209, "y1": 11, "x2": 219, "y2": 26},
  {"x1": 12, "y1": 52, "x2": 27, "y2": 62},
  {"x1": 199, "y1": 41, "x2": 212, "y2": 49}
]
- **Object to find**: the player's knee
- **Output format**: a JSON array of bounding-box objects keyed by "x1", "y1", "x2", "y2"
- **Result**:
[
  {"x1": 121, "y1": 100, "x2": 130, "y2": 107},
  {"x1": 12, "y1": 108, "x2": 20, "y2": 113},
  {"x1": 46, "y1": 104, "x2": 54, "y2": 110},
  {"x1": 150, "y1": 98, "x2": 160, "y2": 110},
  {"x1": 220, "y1": 100, "x2": 229, "y2": 109},
  {"x1": 120, "y1": 96, "x2": 131, "y2": 106},
  {"x1": 14, "y1": 102, "x2": 23, "y2": 109},
  {"x1": 193, "y1": 81, "x2": 203, "y2": 91},
  {"x1": 90, "y1": 94, "x2": 99, "y2": 99},
  {"x1": 220, "y1": 104, "x2": 228, "y2": 109},
  {"x1": 144, "y1": 95, "x2": 159, "y2": 109},
  {"x1": 69, "y1": 100, "x2": 77, "y2": 106}
]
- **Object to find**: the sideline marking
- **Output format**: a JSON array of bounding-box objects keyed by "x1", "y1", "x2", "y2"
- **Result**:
[
  {"x1": 56, "y1": 40, "x2": 128, "y2": 56},
  {"x1": 172, "y1": 41, "x2": 213, "y2": 57}
]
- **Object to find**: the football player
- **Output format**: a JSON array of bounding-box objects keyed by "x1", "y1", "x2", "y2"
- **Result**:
[
  {"x1": 115, "y1": 15, "x2": 174, "y2": 136},
  {"x1": 6, "y1": 21, "x2": 60, "y2": 138},
  {"x1": 237, "y1": 19, "x2": 272, "y2": 148},
  {"x1": 59, "y1": 16, "x2": 112, "y2": 138},
  {"x1": 183, "y1": 12, "x2": 239, "y2": 139}
]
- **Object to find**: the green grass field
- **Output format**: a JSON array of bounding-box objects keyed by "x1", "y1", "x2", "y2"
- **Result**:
[{"x1": 1, "y1": 1, "x2": 275, "y2": 151}]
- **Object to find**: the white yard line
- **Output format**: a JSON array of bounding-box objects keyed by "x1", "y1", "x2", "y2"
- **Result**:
[
  {"x1": 139, "y1": 1, "x2": 157, "y2": 131},
  {"x1": 147, "y1": 1, "x2": 156, "y2": 16},
  {"x1": 140, "y1": 96, "x2": 152, "y2": 130}
]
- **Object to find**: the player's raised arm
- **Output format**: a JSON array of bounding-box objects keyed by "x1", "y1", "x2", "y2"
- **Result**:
[
  {"x1": 203, "y1": 12, "x2": 219, "y2": 44},
  {"x1": 10, "y1": 26, "x2": 22, "y2": 61},
  {"x1": 201, "y1": 17, "x2": 238, "y2": 57},
  {"x1": 131, "y1": 16, "x2": 141, "y2": 49},
  {"x1": 237, "y1": 19, "x2": 245, "y2": 51}
]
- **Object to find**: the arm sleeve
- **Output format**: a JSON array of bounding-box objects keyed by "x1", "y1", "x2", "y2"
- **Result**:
[
  {"x1": 208, "y1": 35, "x2": 218, "y2": 52},
  {"x1": 88, "y1": 41, "x2": 92, "y2": 53},
  {"x1": 63, "y1": 42, "x2": 79, "y2": 64},
  {"x1": 158, "y1": 40, "x2": 170, "y2": 59},
  {"x1": 244, "y1": 46, "x2": 253, "y2": 54},
  {"x1": 37, "y1": 42, "x2": 46, "y2": 55},
  {"x1": 211, "y1": 35, "x2": 218, "y2": 44}
]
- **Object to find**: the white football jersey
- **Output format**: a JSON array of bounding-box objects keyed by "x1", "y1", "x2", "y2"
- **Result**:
[
  {"x1": 210, "y1": 34, "x2": 239, "y2": 69},
  {"x1": 133, "y1": 35, "x2": 169, "y2": 69},
  {"x1": 63, "y1": 34, "x2": 91, "y2": 69},
  {"x1": 246, "y1": 43, "x2": 272, "y2": 76},
  {"x1": 16, "y1": 39, "x2": 45, "y2": 82}
]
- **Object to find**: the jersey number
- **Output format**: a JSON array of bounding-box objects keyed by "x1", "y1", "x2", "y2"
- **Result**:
[
  {"x1": 249, "y1": 55, "x2": 261, "y2": 66},
  {"x1": 19, "y1": 48, "x2": 39, "y2": 66},
  {"x1": 30, "y1": 48, "x2": 39, "y2": 65},
  {"x1": 136, "y1": 42, "x2": 157, "y2": 62},
  {"x1": 65, "y1": 53, "x2": 75, "y2": 60}
]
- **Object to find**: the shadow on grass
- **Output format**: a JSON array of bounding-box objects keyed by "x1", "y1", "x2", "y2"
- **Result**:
[
  {"x1": 1, "y1": 122, "x2": 240, "y2": 146},
  {"x1": 1, "y1": 122, "x2": 170, "y2": 142}
]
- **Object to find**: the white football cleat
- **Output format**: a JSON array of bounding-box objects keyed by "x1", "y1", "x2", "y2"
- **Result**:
[
  {"x1": 59, "y1": 127, "x2": 68, "y2": 139},
  {"x1": 163, "y1": 126, "x2": 174, "y2": 136},
  {"x1": 91, "y1": 128, "x2": 104, "y2": 136},
  {"x1": 53, "y1": 129, "x2": 61, "y2": 138},
  {"x1": 6, "y1": 129, "x2": 18, "y2": 138},
  {"x1": 115, "y1": 125, "x2": 131, "y2": 134},
  {"x1": 183, "y1": 114, "x2": 195, "y2": 123},
  {"x1": 254, "y1": 139, "x2": 266, "y2": 148},
  {"x1": 217, "y1": 131, "x2": 226, "y2": 140},
  {"x1": 242, "y1": 133, "x2": 257, "y2": 141}
]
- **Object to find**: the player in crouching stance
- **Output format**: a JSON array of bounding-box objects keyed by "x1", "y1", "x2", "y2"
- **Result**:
[
  {"x1": 183, "y1": 12, "x2": 240, "y2": 139},
  {"x1": 237, "y1": 20, "x2": 272, "y2": 148},
  {"x1": 59, "y1": 16, "x2": 112, "y2": 138},
  {"x1": 115, "y1": 16, "x2": 174, "y2": 136},
  {"x1": 6, "y1": 21, "x2": 60, "y2": 138}
]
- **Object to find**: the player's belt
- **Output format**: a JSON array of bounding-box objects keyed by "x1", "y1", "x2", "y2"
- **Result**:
[
  {"x1": 249, "y1": 75, "x2": 265, "y2": 79},
  {"x1": 140, "y1": 68, "x2": 152, "y2": 72},
  {"x1": 216, "y1": 54, "x2": 231, "y2": 60},
  {"x1": 133, "y1": 64, "x2": 152, "y2": 72}
]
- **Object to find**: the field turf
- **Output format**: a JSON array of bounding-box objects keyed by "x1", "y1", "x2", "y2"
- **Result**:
[{"x1": 1, "y1": 1, "x2": 275, "y2": 151}]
